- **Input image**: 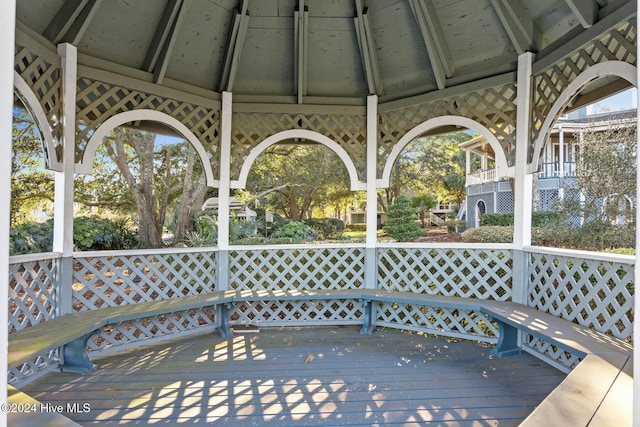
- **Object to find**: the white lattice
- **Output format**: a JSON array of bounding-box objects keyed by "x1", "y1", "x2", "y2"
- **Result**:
[
  {"x1": 528, "y1": 251, "x2": 634, "y2": 339},
  {"x1": 231, "y1": 112, "x2": 367, "y2": 180},
  {"x1": 8, "y1": 257, "x2": 59, "y2": 333},
  {"x1": 229, "y1": 246, "x2": 365, "y2": 291},
  {"x1": 14, "y1": 44, "x2": 62, "y2": 160},
  {"x1": 72, "y1": 251, "x2": 218, "y2": 311},
  {"x1": 496, "y1": 191, "x2": 514, "y2": 213},
  {"x1": 378, "y1": 83, "x2": 517, "y2": 172},
  {"x1": 230, "y1": 299, "x2": 363, "y2": 326},
  {"x1": 374, "y1": 301, "x2": 498, "y2": 342},
  {"x1": 521, "y1": 334, "x2": 582, "y2": 373},
  {"x1": 8, "y1": 350, "x2": 59, "y2": 385},
  {"x1": 539, "y1": 189, "x2": 559, "y2": 211},
  {"x1": 75, "y1": 77, "x2": 220, "y2": 172},
  {"x1": 88, "y1": 308, "x2": 218, "y2": 353},
  {"x1": 377, "y1": 248, "x2": 513, "y2": 301},
  {"x1": 531, "y1": 20, "x2": 636, "y2": 150}
]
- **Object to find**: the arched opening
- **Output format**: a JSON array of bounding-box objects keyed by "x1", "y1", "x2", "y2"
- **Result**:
[
  {"x1": 475, "y1": 200, "x2": 487, "y2": 228},
  {"x1": 77, "y1": 121, "x2": 210, "y2": 249}
]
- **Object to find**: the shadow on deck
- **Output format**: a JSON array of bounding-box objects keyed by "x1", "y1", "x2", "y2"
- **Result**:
[{"x1": 19, "y1": 327, "x2": 565, "y2": 426}]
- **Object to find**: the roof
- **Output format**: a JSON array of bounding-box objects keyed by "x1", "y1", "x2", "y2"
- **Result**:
[{"x1": 15, "y1": 0, "x2": 629, "y2": 105}]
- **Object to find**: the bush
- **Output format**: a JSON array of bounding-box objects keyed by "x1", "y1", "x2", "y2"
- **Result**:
[
  {"x1": 532, "y1": 221, "x2": 635, "y2": 252},
  {"x1": 445, "y1": 219, "x2": 467, "y2": 233},
  {"x1": 461, "y1": 226, "x2": 513, "y2": 243},
  {"x1": 303, "y1": 218, "x2": 345, "y2": 239},
  {"x1": 382, "y1": 196, "x2": 423, "y2": 242},
  {"x1": 346, "y1": 224, "x2": 367, "y2": 232},
  {"x1": 272, "y1": 221, "x2": 317, "y2": 242},
  {"x1": 481, "y1": 213, "x2": 514, "y2": 227}
]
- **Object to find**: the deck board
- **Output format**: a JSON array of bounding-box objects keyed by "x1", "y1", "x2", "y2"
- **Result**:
[{"x1": 19, "y1": 327, "x2": 565, "y2": 426}]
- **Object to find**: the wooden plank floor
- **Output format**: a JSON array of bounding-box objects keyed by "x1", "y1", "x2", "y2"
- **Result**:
[{"x1": 19, "y1": 326, "x2": 565, "y2": 426}]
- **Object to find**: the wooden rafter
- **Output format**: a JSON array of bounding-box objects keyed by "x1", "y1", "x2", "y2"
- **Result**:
[
  {"x1": 143, "y1": 0, "x2": 183, "y2": 73},
  {"x1": 152, "y1": 0, "x2": 193, "y2": 85},
  {"x1": 354, "y1": 0, "x2": 382, "y2": 96},
  {"x1": 44, "y1": 0, "x2": 103, "y2": 45},
  {"x1": 408, "y1": 0, "x2": 454, "y2": 90},
  {"x1": 220, "y1": 0, "x2": 250, "y2": 92},
  {"x1": 294, "y1": 1, "x2": 309, "y2": 104},
  {"x1": 564, "y1": 0, "x2": 598, "y2": 28},
  {"x1": 489, "y1": 0, "x2": 536, "y2": 55}
]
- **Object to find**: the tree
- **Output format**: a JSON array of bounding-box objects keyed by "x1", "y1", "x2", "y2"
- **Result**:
[
  {"x1": 383, "y1": 196, "x2": 423, "y2": 241},
  {"x1": 412, "y1": 194, "x2": 437, "y2": 228},
  {"x1": 559, "y1": 116, "x2": 636, "y2": 225},
  {"x1": 10, "y1": 106, "x2": 55, "y2": 226}
]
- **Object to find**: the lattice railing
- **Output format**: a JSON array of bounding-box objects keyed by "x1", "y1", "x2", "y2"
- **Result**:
[
  {"x1": 228, "y1": 245, "x2": 366, "y2": 291},
  {"x1": 527, "y1": 247, "x2": 634, "y2": 340},
  {"x1": 231, "y1": 111, "x2": 367, "y2": 180},
  {"x1": 531, "y1": 19, "x2": 637, "y2": 152},
  {"x1": 8, "y1": 253, "x2": 60, "y2": 333},
  {"x1": 377, "y1": 245, "x2": 513, "y2": 300},
  {"x1": 72, "y1": 249, "x2": 218, "y2": 311},
  {"x1": 75, "y1": 77, "x2": 220, "y2": 173},
  {"x1": 378, "y1": 83, "x2": 517, "y2": 173}
]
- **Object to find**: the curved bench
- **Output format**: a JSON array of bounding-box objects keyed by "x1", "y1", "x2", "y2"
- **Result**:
[{"x1": 9, "y1": 288, "x2": 633, "y2": 426}]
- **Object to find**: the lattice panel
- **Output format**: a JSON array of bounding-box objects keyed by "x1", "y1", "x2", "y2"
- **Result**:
[
  {"x1": 521, "y1": 334, "x2": 581, "y2": 373},
  {"x1": 377, "y1": 248, "x2": 513, "y2": 301},
  {"x1": 72, "y1": 251, "x2": 218, "y2": 311},
  {"x1": 374, "y1": 301, "x2": 498, "y2": 342},
  {"x1": 528, "y1": 252, "x2": 634, "y2": 340},
  {"x1": 229, "y1": 247, "x2": 365, "y2": 291},
  {"x1": 496, "y1": 191, "x2": 514, "y2": 213},
  {"x1": 539, "y1": 189, "x2": 559, "y2": 211},
  {"x1": 14, "y1": 44, "x2": 62, "y2": 164},
  {"x1": 378, "y1": 83, "x2": 517, "y2": 173},
  {"x1": 8, "y1": 350, "x2": 59, "y2": 385},
  {"x1": 531, "y1": 19, "x2": 637, "y2": 153},
  {"x1": 8, "y1": 258, "x2": 58, "y2": 333},
  {"x1": 231, "y1": 111, "x2": 367, "y2": 180},
  {"x1": 230, "y1": 299, "x2": 363, "y2": 326},
  {"x1": 87, "y1": 308, "x2": 217, "y2": 353},
  {"x1": 75, "y1": 77, "x2": 220, "y2": 172}
]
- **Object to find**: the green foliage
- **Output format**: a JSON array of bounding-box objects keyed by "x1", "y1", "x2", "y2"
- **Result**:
[
  {"x1": 533, "y1": 221, "x2": 635, "y2": 252},
  {"x1": 272, "y1": 221, "x2": 317, "y2": 241},
  {"x1": 480, "y1": 212, "x2": 564, "y2": 227},
  {"x1": 383, "y1": 196, "x2": 424, "y2": 242},
  {"x1": 461, "y1": 226, "x2": 513, "y2": 243},
  {"x1": 9, "y1": 216, "x2": 138, "y2": 255},
  {"x1": 480, "y1": 213, "x2": 514, "y2": 227},
  {"x1": 445, "y1": 219, "x2": 467, "y2": 233},
  {"x1": 303, "y1": 218, "x2": 345, "y2": 239}
]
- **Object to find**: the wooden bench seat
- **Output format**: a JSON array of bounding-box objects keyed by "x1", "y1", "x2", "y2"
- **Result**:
[{"x1": 7, "y1": 385, "x2": 82, "y2": 426}]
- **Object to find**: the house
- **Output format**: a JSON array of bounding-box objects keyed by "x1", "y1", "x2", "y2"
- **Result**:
[{"x1": 461, "y1": 106, "x2": 637, "y2": 227}]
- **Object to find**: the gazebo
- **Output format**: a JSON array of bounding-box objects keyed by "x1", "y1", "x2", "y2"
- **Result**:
[{"x1": 1, "y1": 0, "x2": 638, "y2": 425}]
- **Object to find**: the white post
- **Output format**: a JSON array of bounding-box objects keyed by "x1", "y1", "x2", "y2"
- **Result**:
[
  {"x1": 1, "y1": 0, "x2": 17, "y2": 420},
  {"x1": 217, "y1": 91, "x2": 232, "y2": 291},
  {"x1": 365, "y1": 95, "x2": 378, "y2": 290},
  {"x1": 512, "y1": 52, "x2": 535, "y2": 307},
  {"x1": 558, "y1": 125, "x2": 565, "y2": 201},
  {"x1": 53, "y1": 44, "x2": 78, "y2": 317},
  {"x1": 634, "y1": 13, "x2": 640, "y2": 424}
]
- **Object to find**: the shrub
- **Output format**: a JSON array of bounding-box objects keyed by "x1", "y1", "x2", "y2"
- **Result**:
[
  {"x1": 481, "y1": 213, "x2": 514, "y2": 227},
  {"x1": 531, "y1": 211, "x2": 565, "y2": 227},
  {"x1": 461, "y1": 226, "x2": 513, "y2": 243},
  {"x1": 272, "y1": 221, "x2": 317, "y2": 241},
  {"x1": 303, "y1": 218, "x2": 345, "y2": 239},
  {"x1": 445, "y1": 219, "x2": 467, "y2": 233},
  {"x1": 382, "y1": 196, "x2": 423, "y2": 242}
]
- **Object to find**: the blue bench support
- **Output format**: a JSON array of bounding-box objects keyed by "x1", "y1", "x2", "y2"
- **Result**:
[
  {"x1": 359, "y1": 299, "x2": 374, "y2": 335},
  {"x1": 489, "y1": 318, "x2": 522, "y2": 357},
  {"x1": 61, "y1": 333, "x2": 97, "y2": 374},
  {"x1": 217, "y1": 303, "x2": 232, "y2": 338}
]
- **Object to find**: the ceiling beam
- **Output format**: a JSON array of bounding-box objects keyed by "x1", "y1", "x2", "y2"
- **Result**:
[
  {"x1": 153, "y1": 0, "x2": 193, "y2": 85},
  {"x1": 408, "y1": 0, "x2": 454, "y2": 90},
  {"x1": 44, "y1": 0, "x2": 102, "y2": 45},
  {"x1": 489, "y1": 0, "x2": 536, "y2": 54},
  {"x1": 354, "y1": 0, "x2": 383, "y2": 96},
  {"x1": 294, "y1": 1, "x2": 309, "y2": 104},
  {"x1": 143, "y1": 0, "x2": 183, "y2": 73},
  {"x1": 564, "y1": 0, "x2": 599, "y2": 28},
  {"x1": 220, "y1": 0, "x2": 250, "y2": 92}
]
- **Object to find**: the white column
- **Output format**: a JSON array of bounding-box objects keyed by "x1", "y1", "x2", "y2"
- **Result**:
[
  {"x1": 1, "y1": 1, "x2": 16, "y2": 420},
  {"x1": 53, "y1": 43, "x2": 78, "y2": 316},
  {"x1": 634, "y1": 15, "x2": 640, "y2": 425},
  {"x1": 513, "y1": 52, "x2": 534, "y2": 250},
  {"x1": 217, "y1": 91, "x2": 232, "y2": 291},
  {"x1": 512, "y1": 52, "x2": 535, "y2": 308},
  {"x1": 365, "y1": 95, "x2": 378, "y2": 289}
]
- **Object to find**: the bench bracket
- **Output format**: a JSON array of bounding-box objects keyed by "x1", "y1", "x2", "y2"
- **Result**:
[
  {"x1": 61, "y1": 333, "x2": 97, "y2": 374},
  {"x1": 217, "y1": 303, "x2": 233, "y2": 338},
  {"x1": 360, "y1": 299, "x2": 374, "y2": 335},
  {"x1": 491, "y1": 319, "x2": 522, "y2": 357}
]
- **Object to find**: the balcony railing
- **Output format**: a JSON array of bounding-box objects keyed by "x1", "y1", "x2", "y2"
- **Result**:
[
  {"x1": 466, "y1": 168, "x2": 496, "y2": 186},
  {"x1": 8, "y1": 243, "x2": 634, "y2": 383},
  {"x1": 539, "y1": 161, "x2": 577, "y2": 179}
]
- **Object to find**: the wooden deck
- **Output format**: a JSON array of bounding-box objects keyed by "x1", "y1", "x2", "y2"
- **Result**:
[{"x1": 19, "y1": 327, "x2": 565, "y2": 426}]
